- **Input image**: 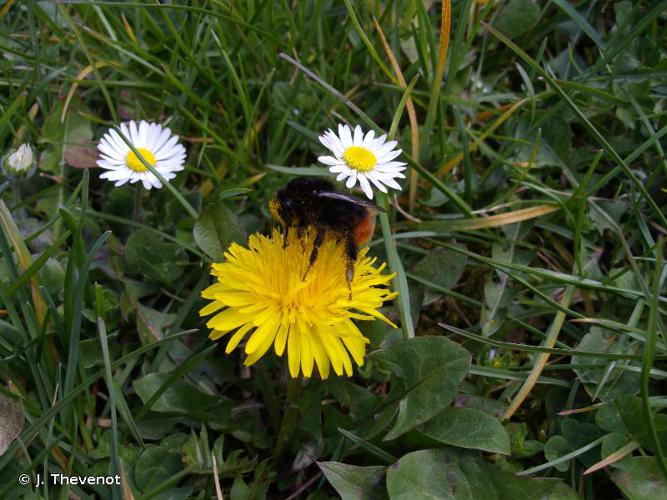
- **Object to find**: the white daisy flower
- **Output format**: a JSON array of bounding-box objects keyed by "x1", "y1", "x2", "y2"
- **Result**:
[
  {"x1": 96, "y1": 120, "x2": 186, "y2": 190},
  {"x1": 317, "y1": 124, "x2": 407, "y2": 199}
]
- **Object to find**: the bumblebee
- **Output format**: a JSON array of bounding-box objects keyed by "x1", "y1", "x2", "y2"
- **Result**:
[{"x1": 269, "y1": 177, "x2": 382, "y2": 283}]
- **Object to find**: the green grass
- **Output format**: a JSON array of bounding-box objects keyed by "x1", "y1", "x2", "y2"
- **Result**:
[{"x1": 1, "y1": 1, "x2": 666, "y2": 498}]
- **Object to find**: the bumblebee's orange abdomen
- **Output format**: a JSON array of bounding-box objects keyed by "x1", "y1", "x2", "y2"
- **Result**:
[{"x1": 354, "y1": 212, "x2": 375, "y2": 245}]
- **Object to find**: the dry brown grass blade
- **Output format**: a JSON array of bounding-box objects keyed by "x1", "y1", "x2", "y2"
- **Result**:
[
  {"x1": 0, "y1": 200, "x2": 47, "y2": 324},
  {"x1": 503, "y1": 286, "x2": 574, "y2": 421},
  {"x1": 435, "y1": 0, "x2": 452, "y2": 87},
  {"x1": 0, "y1": 0, "x2": 15, "y2": 22},
  {"x1": 557, "y1": 403, "x2": 603, "y2": 416},
  {"x1": 583, "y1": 441, "x2": 640, "y2": 475},
  {"x1": 372, "y1": 17, "x2": 420, "y2": 212},
  {"x1": 438, "y1": 98, "x2": 526, "y2": 176},
  {"x1": 211, "y1": 451, "x2": 224, "y2": 500},
  {"x1": 62, "y1": 62, "x2": 109, "y2": 123},
  {"x1": 121, "y1": 12, "x2": 138, "y2": 44},
  {"x1": 120, "y1": 461, "x2": 136, "y2": 500},
  {"x1": 451, "y1": 203, "x2": 559, "y2": 230},
  {"x1": 14, "y1": 102, "x2": 39, "y2": 146}
]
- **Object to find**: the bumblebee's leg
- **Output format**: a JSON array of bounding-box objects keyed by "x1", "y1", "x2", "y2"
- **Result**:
[
  {"x1": 281, "y1": 212, "x2": 295, "y2": 248},
  {"x1": 302, "y1": 226, "x2": 326, "y2": 281},
  {"x1": 344, "y1": 235, "x2": 358, "y2": 298}
]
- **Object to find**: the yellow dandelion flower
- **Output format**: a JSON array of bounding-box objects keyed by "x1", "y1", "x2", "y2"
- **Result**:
[{"x1": 200, "y1": 229, "x2": 398, "y2": 378}]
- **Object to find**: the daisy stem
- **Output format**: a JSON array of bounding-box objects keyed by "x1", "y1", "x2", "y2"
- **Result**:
[
  {"x1": 132, "y1": 184, "x2": 141, "y2": 221},
  {"x1": 113, "y1": 126, "x2": 199, "y2": 220},
  {"x1": 377, "y1": 192, "x2": 414, "y2": 339}
]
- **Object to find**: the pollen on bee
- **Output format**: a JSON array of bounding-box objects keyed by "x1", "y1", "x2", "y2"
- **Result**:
[{"x1": 268, "y1": 198, "x2": 283, "y2": 225}]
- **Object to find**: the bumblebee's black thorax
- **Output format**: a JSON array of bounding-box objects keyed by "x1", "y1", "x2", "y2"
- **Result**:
[{"x1": 274, "y1": 177, "x2": 368, "y2": 236}]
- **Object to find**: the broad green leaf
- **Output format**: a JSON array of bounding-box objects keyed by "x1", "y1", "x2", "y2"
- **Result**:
[
  {"x1": 572, "y1": 327, "x2": 640, "y2": 399},
  {"x1": 136, "y1": 304, "x2": 176, "y2": 345},
  {"x1": 231, "y1": 476, "x2": 252, "y2": 500},
  {"x1": 559, "y1": 418, "x2": 603, "y2": 468},
  {"x1": 493, "y1": 0, "x2": 540, "y2": 40},
  {"x1": 615, "y1": 395, "x2": 667, "y2": 454},
  {"x1": 480, "y1": 233, "x2": 528, "y2": 337},
  {"x1": 38, "y1": 103, "x2": 94, "y2": 173},
  {"x1": 596, "y1": 400, "x2": 626, "y2": 434},
  {"x1": 386, "y1": 449, "x2": 579, "y2": 500},
  {"x1": 374, "y1": 337, "x2": 470, "y2": 440},
  {"x1": 544, "y1": 436, "x2": 572, "y2": 472},
  {"x1": 193, "y1": 201, "x2": 247, "y2": 260},
  {"x1": 125, "y1": 229, "x2": 188, "y2": 285},
  {"x1": 601, "y1": 433, "x2": 633, "y2": 470},
  {"x1": 412, "y1": 247, "x2": 467, "y2": 303},
  {"x1": 132, "y1": 373, "x2": 227, "y2": 415},
  {"x1": 611, "y1": 457, "x2": 667, "y2": 500},
  {"x1": 318, "y1": 461, "x2": 386, "y2": 500},
  {"x1": 387, "y1": 449, "x2": 471, "y2": 499},
  {"x1": 134, "y1": 439, "x2": 193, "y2": 498},
  {"x1": 506, "y1": 422, "x2": 544, "y2": 458},
  {"x1": 420, "y1": 407, "x2": 510, "y2": 455}
]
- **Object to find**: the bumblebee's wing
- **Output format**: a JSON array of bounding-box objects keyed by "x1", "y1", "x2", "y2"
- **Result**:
[{"x1": 316, "y1": 191, "x2": 386, "y2": 212}]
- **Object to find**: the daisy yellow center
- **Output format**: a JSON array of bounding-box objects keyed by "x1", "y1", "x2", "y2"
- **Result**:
[
  {"x1": 199, "y1": 229, "x2": 397, "y2": 379},
  {"x1": 125, "y1": 148, "x2": 156, "y2": 172},
  {"x1": 343, "y1": 146, "x2": 377, "y2": 172}
]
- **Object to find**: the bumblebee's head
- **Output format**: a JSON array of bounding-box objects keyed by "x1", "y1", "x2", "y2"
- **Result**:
[{"x1": 268, "y1": 197, "x2": 284, "y2": 226}]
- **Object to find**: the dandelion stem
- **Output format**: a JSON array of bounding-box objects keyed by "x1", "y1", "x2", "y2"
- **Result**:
[{"x1": 274, "y1": 377, "x2": 302, "y2": 465}]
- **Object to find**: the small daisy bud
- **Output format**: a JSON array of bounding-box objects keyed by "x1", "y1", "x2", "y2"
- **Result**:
[{"x1": 3, "y1": 143, "x2": 34, "y2": 177}]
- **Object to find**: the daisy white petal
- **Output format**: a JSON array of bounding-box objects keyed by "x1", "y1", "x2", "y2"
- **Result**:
[
  {"x1": 372, "y1": 134, "x2": 388, "y2": 147},
  {"x1": 318, "y1": 155, "x2": 342, "y2": 166},
  {"x1": 375, "y1": 175, "x2": 403, "y2": 190},
  {"x1": 375, "y1": 140, "x2": 399, "y2": 157},
  {"x1": 357, "y1": 174, "x2": 374, "y2": 199},
  {"x1": 362, "y1": 130, "x2": 375, "y2": 147},
  {"x1": 367, "y1": 172, "x2": 388, "y2": 193},
  {"x1": 378, "y1": 161, "x2": 407, "y2": 169},
  {"x1": 129, "y1": 121, "x2": 140, "y2": 145},
  {"x1": 345, "y1": 171, "x2": 357, "y2": 189},
  {"x1": 157, "y1": 135, "x2": 179, "y2": 155},
  {"x1": 353, "y1": 125, "x2": 363, "y2": 146},
  {"x1": 138, "y1": 120, "x2": 151, "y2": 147},
  {"x1": 100, "y1": 170, "x2": 128, "y2": 181},
  {"x1": 119, "y1": 123, "x2": 130, "y2": 142},
  {"x1": 153, "y1": 127, "x2": 173, "y2": 152},
  {"x1": 97, "y1": 160, "x2": 123, "y2": 170},
  {"x1": 338, "y1": 124, "x2": 353, "y2": 148},
  {"x1": 319, "y1": 130, "x2": 332, "y2": 148}
]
